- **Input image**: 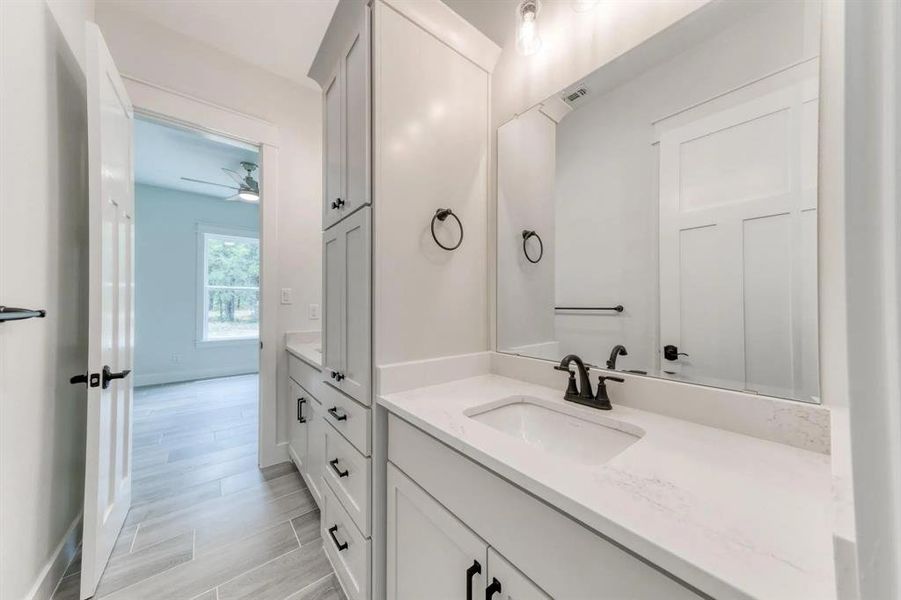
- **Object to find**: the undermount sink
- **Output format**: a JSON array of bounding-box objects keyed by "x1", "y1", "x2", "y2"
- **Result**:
[{"x1": 468, "y1": 398, "x2": 643, "y2": 465}]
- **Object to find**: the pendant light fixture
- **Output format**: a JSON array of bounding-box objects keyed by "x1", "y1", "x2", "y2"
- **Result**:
[{"x1": 516, "y1": 0, "x2": 542, "y2": 56}]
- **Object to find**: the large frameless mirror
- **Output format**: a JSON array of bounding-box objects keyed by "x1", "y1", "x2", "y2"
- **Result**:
[{"x1": 496, "y1": 0, "x2": 822, "y2": 403}]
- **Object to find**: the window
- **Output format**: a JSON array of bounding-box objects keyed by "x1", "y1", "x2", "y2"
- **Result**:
[{"x1": 199, "y1": 229, "x2": 259, "y2": 342}]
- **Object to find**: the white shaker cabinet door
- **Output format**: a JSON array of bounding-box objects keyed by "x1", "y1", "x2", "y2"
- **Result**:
[
  {"x1": 339, "y1": 207, "x2": 371, "y2": 405},
  {"x1": 321, "y1": 207, "x2": 371, "y2": 405},
  {"x1": 323, "y1": 69, "x2": 343, "y2": 229},
  {"x1": 322, "y1": 224, "x2": 344, "y2": 385},
  {"x1": 288, "y1": 378, "x2": 310, "y2": 470},
  {"x1": 486, "y1": 548, "x2": 551, "y2": 600},
  {"x1": 342, "y1": 13, "x2": 370, "y2": 218},
  {"x1": 387, "y1": 463, "x2": 487, "y2": 600},
  {"x1": 323, "y1": 3, "x2": 370, "y2": 230},
  {"x1": 305, "y1": 395, "x2": 326, "y2": 508}
]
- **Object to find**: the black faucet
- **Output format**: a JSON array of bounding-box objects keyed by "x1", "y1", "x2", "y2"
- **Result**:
[
  {"x1": 554, "y1": 354, "x2": 594, "y2": 403},
  {"x1": 594, "y1": 375, "x2": 624, "y2": 410},
  {"x1": 606, "y1": 345, "x2": 628, "y2": 370}
]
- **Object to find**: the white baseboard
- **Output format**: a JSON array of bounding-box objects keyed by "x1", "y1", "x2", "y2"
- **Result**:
[
  {"x1": 25, "y1": 513, "x2": 82, "y2": 600},
  {"x1": 134, "y1": 366, "x2": 259, "y2": 387}
]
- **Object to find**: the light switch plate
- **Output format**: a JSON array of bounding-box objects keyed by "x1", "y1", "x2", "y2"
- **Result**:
[
  {"x1": 309, "y1": 303, "x2": 320, "y2": 320},
  {"x1": 280, "y1": 288, "x2": 293, "y2": 305}
]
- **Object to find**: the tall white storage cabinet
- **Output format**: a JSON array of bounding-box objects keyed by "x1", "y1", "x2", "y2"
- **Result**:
[{"x1": 310, "y1": 2, "x2": 498, "y2": 598}]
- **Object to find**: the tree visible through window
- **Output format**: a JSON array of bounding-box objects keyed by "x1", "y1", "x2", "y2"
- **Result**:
[{"x1": 202, "y1": 233, "x2": 259, "y2": 341}]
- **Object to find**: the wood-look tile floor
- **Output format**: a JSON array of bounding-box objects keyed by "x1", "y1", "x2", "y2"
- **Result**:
[{"x1": 53, "y1": 375, "x2": 345, "y2": 600}]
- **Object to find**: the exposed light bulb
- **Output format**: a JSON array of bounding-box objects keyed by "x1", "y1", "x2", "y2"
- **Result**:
[{"x1": 516, "y1": 0, "x2": 542, "y2": 56}]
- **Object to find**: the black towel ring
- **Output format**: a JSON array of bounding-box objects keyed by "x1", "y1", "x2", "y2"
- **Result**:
[
  {"x1": 522, "y1": 230, "x2": 543, "y2": 263},
  {"x1": 431, "y1": 208, "x2": 463, "y2": 251}
]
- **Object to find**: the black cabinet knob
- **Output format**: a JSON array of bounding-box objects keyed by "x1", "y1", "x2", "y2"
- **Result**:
[{"x1": 331, "y1": 198, "x2": 345, "y2": 210}]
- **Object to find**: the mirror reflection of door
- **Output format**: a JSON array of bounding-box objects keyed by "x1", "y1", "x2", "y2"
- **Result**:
[
  {"x1": 494, "y1": 0, "x2": 822, "y2": 403},
  {"x1": 657, "y1": 77, "x2": 819, "y2": 400}
]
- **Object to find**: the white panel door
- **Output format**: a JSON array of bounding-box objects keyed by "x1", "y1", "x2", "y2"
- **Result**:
[
  {"x1": 658, "y1": 79, "x2": 819, "y2": 400},
  {"x1": 486, "y1": 548, "x2": 551, "y2": 600},
  {"x1": 339, "y1": 207, "x2": 371, "y2": 404},
  {"x1": 324, "y1": 70, "x2": 344, "y2": 229},
  {"x1": 387, "y1": 463, "x2": 487, "y2": 600},
  {"x1": 82, "y1": 23, "x2": 135, "y2": 599}
]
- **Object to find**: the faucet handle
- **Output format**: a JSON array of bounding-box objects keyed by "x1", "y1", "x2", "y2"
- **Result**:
[
  {"x1": 555, "y1": 365, "x2": 579, "y2": 397},
  {"x1": 598, "y1": 375, "x2": 624, "y2": 385}
]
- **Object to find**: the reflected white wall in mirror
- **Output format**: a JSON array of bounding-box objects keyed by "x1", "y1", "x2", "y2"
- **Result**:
[{"x1": 496, "y1": 0, "x2": 822, "y2": 403}]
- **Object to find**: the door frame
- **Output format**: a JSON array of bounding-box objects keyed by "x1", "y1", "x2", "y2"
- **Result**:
[{"x1": 123, "y1": 75, "x2": 284, "y2": 468}]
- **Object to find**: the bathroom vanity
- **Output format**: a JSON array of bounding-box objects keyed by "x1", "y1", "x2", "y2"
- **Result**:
[{"x1": 378, "y1": 368, "x2": 834, "y2": 600}]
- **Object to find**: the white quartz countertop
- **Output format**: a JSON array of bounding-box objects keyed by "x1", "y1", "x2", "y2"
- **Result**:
[
  {"x1": 286, "y1": 340, "x2": 322, "y2": 369},
  {"x1": 378, "y1": 375, "x2": 835, "y2": 600}
]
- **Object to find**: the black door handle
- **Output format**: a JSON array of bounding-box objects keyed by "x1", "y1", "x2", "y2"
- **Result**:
[
  {"x1": 486, "y1": 577, "x2": 502, "y2": 600},
  {"x1": 329, "y1": 458, "x2": 349, "y2": 478},
  {"x1": 296, "y1": 397, "x2": 307, "y2": 423},
  {"x1": 466, "y1": 560, "x2": 481, "y2": 600},
  {"x1": 327, "y1": 407, "x2": 347, "y2": 421},
  {"x1": 663, "y1": 344, "x2": 689, "y2": 361},
  {"x1": 101, "y1": 365, "x2": 131, "y2": 389},
  {"x1": 70, "y1": 372, "x2": 101, "y2": 387},
  {"x1": 327, "y1": 525, "x2": 348, "y2": 551}
]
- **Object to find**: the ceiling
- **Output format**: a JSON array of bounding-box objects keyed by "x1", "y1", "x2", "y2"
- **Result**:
[
  {"x1": 441, "y1": 0, "x2": 516, "y2": 47},
  {"x1": 99, "y1": 0, "x2": 339, "y2": 88},
  {"x1": 134, "y1": 117, "x2": 260, "y2": 199}
]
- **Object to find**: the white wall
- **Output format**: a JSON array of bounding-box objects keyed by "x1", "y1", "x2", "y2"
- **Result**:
[
  {"x1": 134, "y1": 184, "x2": 259, "y2": 386},
  {"x1": 546, "y1": 0, "x2": 818, "y2": 372},
  {"x1": 496, "y1": 106, "x2": 556, "y2": 355},
  {"x1": 0, "y1": 1, "x2": 94, "y2": 598},
  {"x1": 373, "y1": 3, "x2": 491, "y2": 365},
  {"x1": 94, "y1": 5, "x2": 322, "y2": 447}
]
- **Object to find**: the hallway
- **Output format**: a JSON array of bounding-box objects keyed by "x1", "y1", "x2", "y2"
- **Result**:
[{"x1": 53, "y1": 375, "x2": 344, "y2": 600}]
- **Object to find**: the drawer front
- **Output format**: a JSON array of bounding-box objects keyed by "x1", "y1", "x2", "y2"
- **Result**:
[
  {"x1": 324, "y1": 422, "x2": 371, "y2": 536},
  {"x1": 319, "y1": 383, "x2": 370, "y2": 456},
  {"x1": 323, "y1": 482, "x2": 371, "y2": 600},
  {"x1": 288, "y1": 353, "x2": 322, "y2": 397}
]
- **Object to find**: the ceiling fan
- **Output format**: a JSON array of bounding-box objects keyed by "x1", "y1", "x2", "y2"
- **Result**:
[{"x1": 181, "y1": 161, "x2": 260, "y2": 203}]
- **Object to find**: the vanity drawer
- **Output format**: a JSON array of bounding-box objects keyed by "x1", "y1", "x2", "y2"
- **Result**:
[
  {"x1": 324, "y1": 422, "x2": 371, "y2": 536},
  {"x1": 319, "y1": 383, "x2": 371, "y2": 456},
  {"x1": 288, "y1": 352, "x2": 322, "y2": 396},
  {"x1": 323, "y1": 482, "x2": 371, "y2": 600}
]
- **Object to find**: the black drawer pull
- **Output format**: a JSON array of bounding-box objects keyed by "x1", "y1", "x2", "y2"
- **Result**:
[
  {"x1": 486, "y1": 577, "x2": 502, "y2": 600},
  {"x1": 466, "y1": 560, "x2": 481, "y2": 600},
  {"x1": 296, "y1": 397, "x2": 307, "y2": 423},
  {"x1": 328, "y1": 407, "x2": 347, "y2": 421},
  {"x1": 331, "y1": 198, "x2": 345, "y2": 210},
  {"x1": 328, "y1": 525, "x2": 348, "y2": 551},
  {"x1": 329, "y1": 458, "x2": 349, "y2": 478}
]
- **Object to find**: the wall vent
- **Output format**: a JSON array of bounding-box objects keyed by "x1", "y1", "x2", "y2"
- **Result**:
[{"x1": 564, "y1": 88, "x2": 588, "y2": 103}]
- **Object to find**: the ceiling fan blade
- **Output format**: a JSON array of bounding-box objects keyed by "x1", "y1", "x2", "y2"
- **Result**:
[
  {"x1": 180, "y1": 176, "x2": 239, "y2": 190},
  {"x1": 221, "y1": 168, "x2": 245, "y2": 186}
]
